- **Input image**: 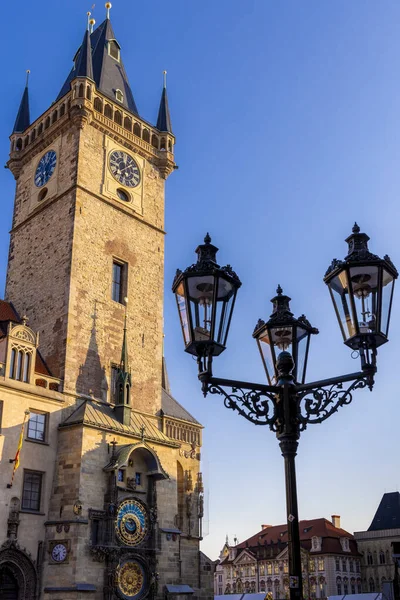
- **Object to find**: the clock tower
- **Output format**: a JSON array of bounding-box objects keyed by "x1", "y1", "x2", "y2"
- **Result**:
[
  {"x1": 0, "y1": 5, "x2": 213, "y2": 600},
  {"x1": 6, "y1": 8, "x2": 175, "y2": 414}
]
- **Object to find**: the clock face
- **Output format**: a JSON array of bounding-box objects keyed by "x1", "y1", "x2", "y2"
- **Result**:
[
  {"x1": 51, "y1": 543, "x2": 67, "y2": 562},
  {"x1": 116, "y1": 559, "x2": 147, "y2": 600},
  {"x1": 109, "y1": 150, "x2": 140, "y2": 188},
  {"x1": 34, "y1": 150, "x2": 57, "y2": 187},
  {"x1": 115, "y1": 499, "x2": 149, "y2": 546}
]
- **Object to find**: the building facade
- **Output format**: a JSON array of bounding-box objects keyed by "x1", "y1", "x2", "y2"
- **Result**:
[
  {"x1": 0, "y1": 6, "x2": 212, "y2": 600},
  {"x1": 355, "y1": 492, "x2": 400, "y2": 594},
  {"x1": 215, "y1": 517, "x2": 362, "y2": 599}
]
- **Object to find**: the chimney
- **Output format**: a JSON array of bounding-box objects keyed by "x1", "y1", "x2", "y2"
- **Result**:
[
  {"x1": 332, "y1": 515, "x2": 341, "y2": 528},
  {"x1": 261, "y1": 524, "x2": 272, "y2": 530}
]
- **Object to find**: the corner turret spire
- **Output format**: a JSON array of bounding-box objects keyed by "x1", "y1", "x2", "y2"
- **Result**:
[
  {"x1": 74, "y1": 20, "x2": 94, "y2": 80},
  {"x1": 156, "y1": 71, "x2": 173, "y2": 133},
  {"x1": 13, "y1": 70, "x2": 30, "y2": 134}
]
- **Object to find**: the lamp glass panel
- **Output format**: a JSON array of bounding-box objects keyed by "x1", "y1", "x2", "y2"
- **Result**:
[
  {"x1": 175, "y1": 282, "x2": 190, "y2": 346},
  {"x1": 328, "y1": 272, "x2": 356, "y2": 340},
  {"x1": 381, "y1": 268, "x2": 395, "y2": 337},
  {"x1": 257, "y1": 333, "x2": 276, "y2": 386},
  {"x1": 217, "y1": 277, "x2": 236, "y2": 300},
  {"x1": 348, "y1": 266, "x2": 379, "y2": 335},
  {"x1": 216, "y1": 292, "x2": 235, "y2": 346},
  {"x1": 190, "y1": 296, "x2": 213, "y2": 343},
  {"x1": 187, "y1": 275, "x2": 215, "y2": 301},
  {"x1": 270, "y1": 325, "x2": 293, "y2": 354},
  {"x1": 295, "y1": 326, "x2": 308, "y2": 384}
]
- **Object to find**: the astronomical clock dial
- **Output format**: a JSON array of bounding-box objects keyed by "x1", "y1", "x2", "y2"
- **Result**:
[
  {"x1": 115, "y1": 499, "x2": 149, "y2": 546},
  {"x1": 116, "y1": 559, "x2": 147, "y2": 600},
  {"x1": 109, "y1": 150, "x2": 141, "y2": 188},
  {"x1": 34, "y1": 150, "x2": 57, "y2": 187},
  {"x1": 51, "y1": 543, "x2": 68, "y2": 563}
]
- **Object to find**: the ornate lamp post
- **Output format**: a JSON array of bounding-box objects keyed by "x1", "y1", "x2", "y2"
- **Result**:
[{"x1": 172, "y1": 225, "x2": 397, "y2": 600}]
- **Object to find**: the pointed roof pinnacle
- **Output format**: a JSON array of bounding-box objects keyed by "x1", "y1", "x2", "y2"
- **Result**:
[
  {"x1": 156, "y1": 70, "x2": 173, "y2": 133},
  {"x1": 74, "y1": 23, "x2": 94, "y2": 80},
  {"x1": 13, "y1": 70, "x2": 31, "y2": 134},
  {"x1": 120, "y1": 298, "x2": 129, "y2": 372}
]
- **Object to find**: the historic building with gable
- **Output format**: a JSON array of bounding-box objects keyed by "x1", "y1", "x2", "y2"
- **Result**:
[
  {"x1": 214, "y1": 516, "x2": 362, "y2": 599},
  {"x1": 0, "y1": 5, "x2": 212, "y2": 600}
]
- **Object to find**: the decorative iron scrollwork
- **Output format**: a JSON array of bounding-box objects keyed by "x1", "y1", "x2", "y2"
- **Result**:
[
  {"x1": 296, "y1": 377, "x2": 370, "y2": 431},
  {"x1": 202, "y1": 370, "x2": 372, "y2": 435},
  {"x1": 205, "y1": 382, "x2": 279, "y2": 430}
]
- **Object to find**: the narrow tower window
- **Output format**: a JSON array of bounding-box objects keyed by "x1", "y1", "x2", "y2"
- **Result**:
[
  {"x1": 112, "y1": 260, "x2": 127, "y2": 304},
  {"x1": 116, "y1": 89, "x2": 124, "y2": 103}
]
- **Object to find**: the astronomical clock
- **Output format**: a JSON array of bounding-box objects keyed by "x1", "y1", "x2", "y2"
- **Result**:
[{"x1": 90, "y1": 445, "x2": 163, "y2": 600}]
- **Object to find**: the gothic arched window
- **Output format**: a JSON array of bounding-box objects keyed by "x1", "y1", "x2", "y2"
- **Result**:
[{"x1": 94, "y1": 98, "x2": 103, "y2": 113}]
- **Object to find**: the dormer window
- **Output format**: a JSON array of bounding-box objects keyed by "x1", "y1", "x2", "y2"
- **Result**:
[
  {"x1": 311, "y1": 536, "x2": 322, "y2": 552},
  {"x1": 6, "y1": 322, "x2": 38, "y2": 385},
  {"x1": 340, "y1": 537, "x2": 350, "y2": 552},
  {"x1": 115, "y1": 89, "x2": 124, "y2": 103},
  {"x1": 108, "y1": 40, "x2": 120, "y2": 61}
]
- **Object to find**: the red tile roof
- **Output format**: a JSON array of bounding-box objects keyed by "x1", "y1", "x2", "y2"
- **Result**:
[
  {"x1": 220, "y1": 518, "x2": 361, "y2": 562},
  {"x1": 0, "y1": 300, "x2": 19, "y2": 323},
  {"x1": 238, "y1": 519, "x2": 353, "y2": 548}
]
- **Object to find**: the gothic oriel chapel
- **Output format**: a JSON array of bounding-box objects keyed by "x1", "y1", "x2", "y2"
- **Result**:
[{"x1": 0, "y1": 5, "x2": 212, "y2": 599}]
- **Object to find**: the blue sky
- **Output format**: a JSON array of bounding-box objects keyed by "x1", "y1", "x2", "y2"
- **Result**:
[{"x1": 2, "y1": 0, "x2": 400, "y2": 560}]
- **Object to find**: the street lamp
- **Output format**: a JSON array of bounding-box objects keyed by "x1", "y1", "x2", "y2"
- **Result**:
[{"x1": 172, "y1": 225, "x2": 397, "y2": 600}]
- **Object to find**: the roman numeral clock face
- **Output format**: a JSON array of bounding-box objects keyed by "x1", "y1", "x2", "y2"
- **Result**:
[
  {"x1": 34, "y1": 150, "x2": 57, "y2": 187},
  {"x1": 109, "y1": 150, "x2": 141, "y2": 188}
]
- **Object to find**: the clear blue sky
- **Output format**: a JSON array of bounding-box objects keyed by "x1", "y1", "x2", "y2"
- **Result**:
[{"x1": 2, "y1": 0, "x2": 400, "y2": 560}]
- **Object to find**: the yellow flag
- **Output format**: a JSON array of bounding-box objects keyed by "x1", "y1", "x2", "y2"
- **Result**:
[{"x1": 7, "y1": 410, "x2": 29, "y2": 488}]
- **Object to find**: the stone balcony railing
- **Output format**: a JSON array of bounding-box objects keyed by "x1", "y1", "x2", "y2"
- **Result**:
[{"x1": 0, "y1": 361, "x2": 61, "y2": 392}]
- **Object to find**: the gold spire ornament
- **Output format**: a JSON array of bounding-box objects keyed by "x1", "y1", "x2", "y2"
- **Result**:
[
  {"x1": 163, "y1": 70, "x2": 167, "y2": 88},
  {"x1": 105, "y1": 2, "x2": 112, "y2": 18},
  {"x1": 26, "y1": 69, "x2": 30, "y2": 86},
  {"x1": 89, "y1": 18, "x2": 96, "y2": 33},
  {"x1": 87, "y1": 11, "x2": 91, "y2": 30}
]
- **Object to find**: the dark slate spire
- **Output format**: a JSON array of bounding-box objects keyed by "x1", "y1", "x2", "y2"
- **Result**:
[
  {"x1": 156, "y1": 71, "x2": 172, "y2": 133},
  {"x1": 74, "y1": 26, "x2": 94, "y2": 80},
  {"x1": 13, "y1": 71, "x2": 30, "y2": 134},
  {"x1": 57, "y1": 8, "x2": 138, "y2": 115},
  {"x1": 368, "y1": 492, "x2": 400, "y2": 531}
]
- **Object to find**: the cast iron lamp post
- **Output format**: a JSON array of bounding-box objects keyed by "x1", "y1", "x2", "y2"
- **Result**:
[{"x1": 172, "y1": 224, "x2": 397, "y2": 600}]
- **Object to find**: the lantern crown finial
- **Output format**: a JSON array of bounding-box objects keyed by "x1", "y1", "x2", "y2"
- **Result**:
[
  {"x1": 195, "y1": 235, "x2": 219, "y2": 266},
  {"x1": 352, "y1": 222, "x2": 360, "y2": 234},
  {"x1": 270, "y1": 286, "x2": 293, "y2": 320}
]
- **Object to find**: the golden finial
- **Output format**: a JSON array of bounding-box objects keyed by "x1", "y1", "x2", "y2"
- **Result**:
[
  {"x1": 87, "y1": 11, "x2": 91, "y2": 30},
  {"x1": 89, "y1": 18, "x2": 96, "y2": 33},
  {"x1": 25, "y1": 69, "x2": 30, "y2": 86},
  {"x1": 163, "y1": 70, "x2": 167, "y2": 89},
  {"x1": 105, "y1": 2, "x2": 112, "y2": 18}
]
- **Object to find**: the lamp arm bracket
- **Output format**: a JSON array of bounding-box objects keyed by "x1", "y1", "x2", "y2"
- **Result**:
[
  {"x1": 200, "y1": 376, "x2": 280, "y2": 431},
  {"x1": 296, "y1": 373, "x2": 373, "y2": 432},
  {"x1": 296, "y1": 370, "x2": 372, "y2": 393}
]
